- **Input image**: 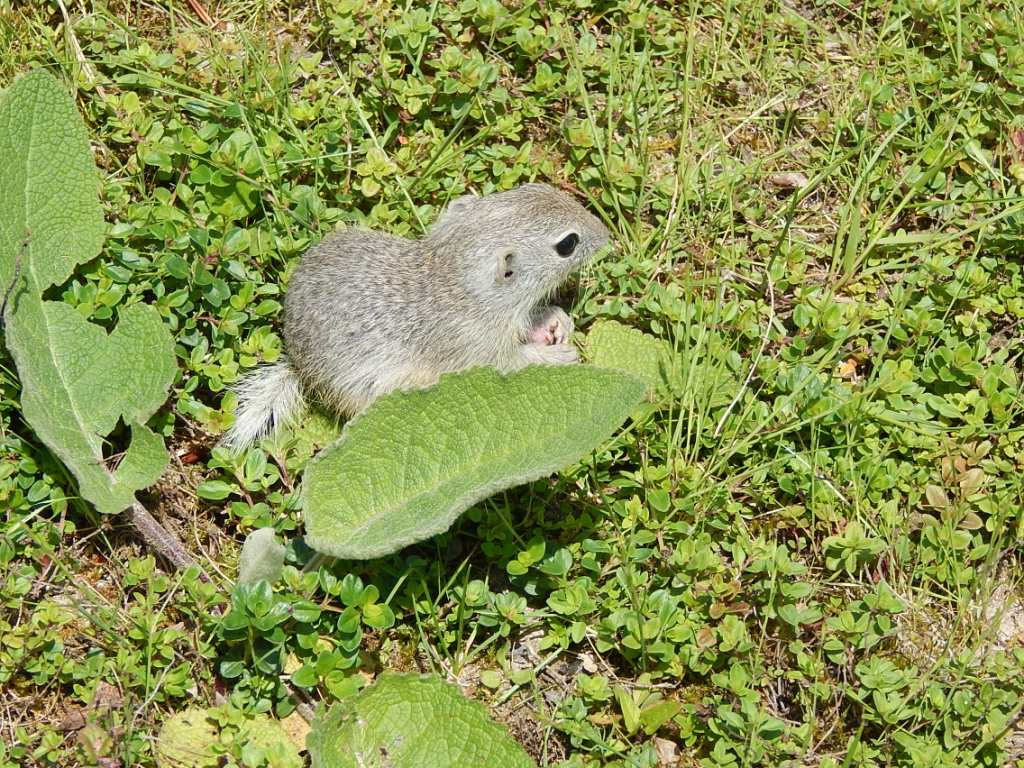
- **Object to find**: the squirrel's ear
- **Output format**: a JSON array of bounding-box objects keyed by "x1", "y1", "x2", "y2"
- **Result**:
[
  {"x1": 432, "y1": 193, "x2": 478, "y2": 232},
  {"x1": 495, "y1": 251, "x2": 515, "y2": 283},
  {"x1": 445, "y1": 193, "x2": 478, "y2": 217}
]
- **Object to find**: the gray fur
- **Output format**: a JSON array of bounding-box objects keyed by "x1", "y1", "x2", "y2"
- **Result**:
[{"x1": 222, "y1": 183, "x2": 610, "y2": 450}]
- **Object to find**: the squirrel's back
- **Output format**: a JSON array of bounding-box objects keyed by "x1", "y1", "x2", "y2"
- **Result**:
[{"x1": 284, "y1": 229, "x2": 438, "y2": 410}]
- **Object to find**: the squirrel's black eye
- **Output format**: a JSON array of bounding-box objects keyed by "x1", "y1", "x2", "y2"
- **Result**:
[{"x1": 555, "y1": 232, "x2": 580, "y2": 257}]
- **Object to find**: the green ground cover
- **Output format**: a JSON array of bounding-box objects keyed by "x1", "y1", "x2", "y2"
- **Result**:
[{"x1": 2, "y1": 0, "x2": 1024, "y2": 765}]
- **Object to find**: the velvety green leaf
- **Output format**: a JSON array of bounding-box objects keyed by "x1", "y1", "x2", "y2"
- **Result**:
[
  {"x1": 303, "y1": 366, "x2": 644, "y2": 559},
  {"x1": 155, "y1": 707, "x2": 302, "y2": 768},
  {"x1": 0, "y1": 71, "x2": 103, "y2": 292},
  {"x1": 155, "y1": 709, "x2": 219, "y2": 768},
  {"x1": 238, "y1": 527, "x2": 286, "y2": 585},
  {"x1": 0, "y1": 70, "x2": 176, "y2": 514},
  {"x1": 614, "y1": 685, "x2": 642, "y2": 735},
  {"x1": 307, "y1": 673, "x2": 535, "y2": 768},
  {"x1": 584, "y1": 320, "x2": 674, "y2": 395}
]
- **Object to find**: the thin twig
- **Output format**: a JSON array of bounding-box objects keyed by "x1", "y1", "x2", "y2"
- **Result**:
[
  {"x1": 290, "y1": 696, "x2": 316, "y2": 723},
  {"x1": 54, "y1": 0, "x2": 108, "y2": 99},
  {"x1": 185, "y1": 0, "x2": 216, "y2": 26},
  {"x1": 129, "y1": 501, "x2": 209, "y2": 579}
]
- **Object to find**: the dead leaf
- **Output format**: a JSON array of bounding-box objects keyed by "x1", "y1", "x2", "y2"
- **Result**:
[
  {"x1": 654, "y1": 736, "x2": 680, "y2": 766},
  {"x1": 281, "y1": 710, "x2": 311, "y2": 752},
  {"x1": 940, "y1": 457, "x2": 956, "y2": 485},
  {"x1": 55, "y1": 683, "x2": 123, "y2": 731},
  {"x1": 696, "y1": 626, "x2": 716, "y2": 649},
  {"x1": 925, "y1": 484, "x2": 949, "y2": 510},
  {"x1": 92, "y1": 683, "x2": 121, "y2": 708},
  {"x1": 768, "y1": 171, "x2": 809, "y2": 190},
  {"x1": 57, "y1": 707, "x2": 87, "y2": 732},
  {"x1": 959, "y1": 511, "x2": 983, "y2": 530},
  {"x1": 1012, "y1": 129, "x2": 1024, "y2": 156},
  {"x1": 959, "y1": 467, "x2": 985, "y2": 495},
  {"x1": 511, "y1": 628, "x2": 545, "y2": 670},
  {"x1": 837, "y1": 358, "x2": 858, "y2": 379}
]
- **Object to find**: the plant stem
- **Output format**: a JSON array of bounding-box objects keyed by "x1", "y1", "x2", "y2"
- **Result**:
[{"x1": 129, "y1": 501, "x2": 209, "y2": 581}]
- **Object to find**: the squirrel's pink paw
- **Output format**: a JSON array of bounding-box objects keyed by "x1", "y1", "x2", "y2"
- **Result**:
[{"x1": 528, "y1": 307, "x2": 573, "y2": 346}]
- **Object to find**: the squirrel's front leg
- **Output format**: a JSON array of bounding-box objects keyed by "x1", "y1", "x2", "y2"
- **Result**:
[
  {"x1": 520, "y1": 342, "x2": 579, "y2": 365},
  {"x1": 519, "y1": 306, "x2": 579, "y2": 366},
  {"x1": 527, "y1": 306, "x2": 574, "y2": 346}
]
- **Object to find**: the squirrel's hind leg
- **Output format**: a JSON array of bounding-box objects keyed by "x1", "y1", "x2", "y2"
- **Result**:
[{"x1": 325, "y1": 365, "x2": 442, "y2": 416}]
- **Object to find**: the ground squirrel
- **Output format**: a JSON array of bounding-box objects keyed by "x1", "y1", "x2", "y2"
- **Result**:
[{"x1": 223, "y1": 183, "x2": 611, "y2": 450}]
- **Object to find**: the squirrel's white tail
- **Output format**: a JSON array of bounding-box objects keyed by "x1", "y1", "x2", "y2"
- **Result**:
[{"x1": 221, "y1": 360, "x2": 305, "y2": 452}]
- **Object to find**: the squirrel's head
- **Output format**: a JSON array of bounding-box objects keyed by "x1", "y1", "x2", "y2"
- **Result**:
[{"x1": 426, "y1": 183, "x2": 611, "y2": 317}]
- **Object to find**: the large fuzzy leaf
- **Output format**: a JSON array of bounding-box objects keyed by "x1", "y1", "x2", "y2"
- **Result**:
[
  {"x1": 238, "y1": 527, "x2": 286, "y2": 585},
  {"x1": 0, "y1": 70, "x2": 175, "y2": 513},
  {"x1": 303, "y1": 365, "x2": 644, "y2": 559},
  {"x1": 307, "y1": 673, "x2": 535, "y2": 768},
  {"x1": 584, "y1": 319, "x2": 675, "y2": 396},
  {"x1": 155, "y1": 707, "x2": 303, "y2": 768}
]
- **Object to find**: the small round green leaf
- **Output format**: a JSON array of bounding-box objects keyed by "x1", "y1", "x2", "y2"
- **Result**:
[
  {"x1": 196, "y1": 480, "x2": 234, "y2": 501},
  {"x1": 584, "y1": 320, "x2": 674, "y2": 395}
]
